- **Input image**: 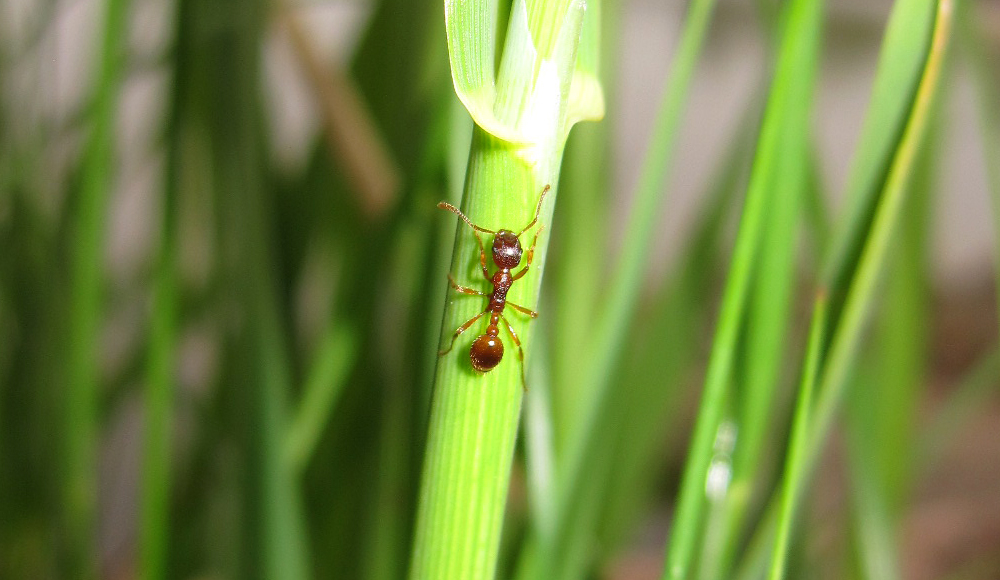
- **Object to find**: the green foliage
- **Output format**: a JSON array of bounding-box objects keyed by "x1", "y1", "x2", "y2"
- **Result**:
[{"x1": 0, "y1": 0, "x2": 995, "y2": 579}]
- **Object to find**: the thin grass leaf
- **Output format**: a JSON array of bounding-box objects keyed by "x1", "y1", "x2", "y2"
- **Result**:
[
  {"x1": 705, "y1": 3, "x2": 822, "y2": 574},
  {"x1": 767, "y1": 294, "x2": 827, "y2": 580},
  {"x1": 731, "y1": 3, "x2": 954, "y2": 577},
  {"x1": 445, "y1": 0, "x2": 514, "y2": 140},
  {"x1": 808, "y1": 0, "x2": 953, "y2": 486},
  {"x1": 661, "y1": 0, "x2": 823, "y2": 576},
  {"x1": 846, "y1": 420, "x2": 903, "y2": 580},
  {"x1": 516, "y1": 100, "x2": 754, "y2": 580},
  {"x1": 597, "y1": 109, "x2": 753, "y2": 557},
  {"x1": 284, "y1": 325, "x2": 358, "y2": 474},
  {"x1": 548, "y1": 0, "x2": 614, "y2": 433},
  {"x1": 65, "y1": 0, "x2": 131, "y2": 574},
  {"x1": 823, "y1": 0, "x2": 938, "y2": 314},
  {"x1": 514, "y1": 1, "x2": 720, "y2": 575},
  {"x1": 141, "y1": 71, "x2": 181, "y2": 580},
  {"x1": 561, "y1": 0, "x2": 719, "y2": 467},
  {"x1": 205, "y1": 1, "x2": 311, "y2": 574},
  {"x1": 844, "y1": 109, "x2": 935, "y2": 580}
]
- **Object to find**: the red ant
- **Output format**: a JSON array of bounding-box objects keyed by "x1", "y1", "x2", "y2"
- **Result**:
[{"x1": 437, "y1": 185, "x2": 549, "y2": 386}]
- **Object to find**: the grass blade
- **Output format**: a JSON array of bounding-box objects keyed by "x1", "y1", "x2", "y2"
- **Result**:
[
  {"x1": 731, "y1": 3, "x2": 954, "y2": 577},
  {"x1": 65, "y1": 0, "x2": 131, "y2": 574},
  {"x1": 409, "y1": 2, "x2": 600, "y2": 578},
  {"x1": 284, "y1": 325, "x2": 358, "y2": 474},
  {"x1": 808, "y1": 0, "x2": 953, "y2": 486},
  {"x1": 517, "y1": 0, "x2": 721, "y2": 574},
  {"x1": 767, "y1": 295, "x2": 828, "y2": 580},
  {"x1": 562, "y1": 0, "x2": 719, "y2": 466},
  {"x1": 661, "y1": 0, "x2": 823, "y2": 576}
]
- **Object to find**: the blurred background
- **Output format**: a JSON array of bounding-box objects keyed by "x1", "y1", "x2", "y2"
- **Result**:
[{"x1": 0, "y1": 0, "x2": 998, "y2": 578}]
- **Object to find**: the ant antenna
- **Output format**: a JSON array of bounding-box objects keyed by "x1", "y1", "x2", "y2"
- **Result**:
[
  {"x1": 516, "y1": 185, "x2": 550, "y2": 237},
  {"x1": 437, "y1": 202, "x2": 496, "y2": 235}
]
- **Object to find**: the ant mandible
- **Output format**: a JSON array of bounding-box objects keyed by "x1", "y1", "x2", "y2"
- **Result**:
[{"x1": 437, "y1": 185, "x2": 550, "y2": 387}]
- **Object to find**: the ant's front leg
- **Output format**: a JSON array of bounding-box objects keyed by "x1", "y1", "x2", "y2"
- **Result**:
[
  {"x1": 477, "y1": 235, "x2": 491, "y2": 281},
  {"x1": 512, "y1": 225, "x2": 544, "y2": 282}
]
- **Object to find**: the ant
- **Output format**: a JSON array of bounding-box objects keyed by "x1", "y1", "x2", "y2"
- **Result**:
[{"x1": 437, "y1": 185, "x2": 550, "y2": 387}]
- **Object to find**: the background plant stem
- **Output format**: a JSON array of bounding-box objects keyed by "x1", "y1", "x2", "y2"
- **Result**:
[{"x1": 65, "y1": 0, "x2": 131, "y2": 574}]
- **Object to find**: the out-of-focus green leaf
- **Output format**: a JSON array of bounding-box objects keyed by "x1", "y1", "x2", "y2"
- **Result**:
[{"x1": 661, "y1": 0, "x2": 823, "y2": 576}]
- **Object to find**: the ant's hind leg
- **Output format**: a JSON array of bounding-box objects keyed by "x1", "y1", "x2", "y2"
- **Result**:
[
  {"x1": 447, "y1": 274, "x2": 487, "y2": 296},
  {"x1": 501, "y1": 315, "x2": 528, "y2": 390},
  {"x1": 505, "y1": 301, "x2": 539, "y2": 318},
  {"x1": 439, "y1": 310, "x2": 488, "y2": 356}
]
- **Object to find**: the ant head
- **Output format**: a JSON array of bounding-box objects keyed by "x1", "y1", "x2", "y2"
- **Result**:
[{"x1": 492, "y1": 230, "x2": 522, "y2": 269}]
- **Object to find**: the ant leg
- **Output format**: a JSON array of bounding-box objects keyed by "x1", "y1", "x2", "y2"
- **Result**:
[
  {"x1": 512, "y1": 224, "x2": 544, "y2": 281},
  {"x1": 505, "y1": 300, "x2": 539, "y2": 318},
  {"x1": 500, "y1": 315, "x2": 528, "y2": 390},
  {"x1": 447, "y1": 273, "x2": 487, "y2": 296},
  {"x1": 439, "y1": 310, "x2": 488, "y2": 356},
  {"x1": 477, "y1": 237, "x2": 490, "y2": 281},
  {"x1": 516, "y1": 185, "x2": 550, "y2": 237}
]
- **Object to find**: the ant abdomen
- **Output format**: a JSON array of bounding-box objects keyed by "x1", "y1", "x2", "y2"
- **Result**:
[{"x1": 470, "y1": 333, "x2": 504, "y2": 372}]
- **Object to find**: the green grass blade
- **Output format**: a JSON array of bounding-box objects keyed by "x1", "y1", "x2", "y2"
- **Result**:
[
  {"x1": 515, "y1": 102, "x2": 754, "y2": 580},
  {"x1": 597, "y1": 110, "x2": 753, "y2": 559},
  {"x1": 767, "y1": 295, "x2": 828, "y2": 580},
  {"x1": 545, "y1": 0, "x2": 614, "y2": 454},
  {"x1": 255, "y1": 308, "x2": 311, "y2": 580},
  {"x1": 204, "y1": 0, "x2": 311, "y2": 574},
  {"x1": 844, "y1": 112, "x2": 934, "y2": 580},
  {"x1": 65, "y1": 0, "x2": 131, "y2": 574},
  {"x1": 141, "y1": 88, "x2": 180, "y2": 580},
  {"x1": 661, "y1": 0, "x2": 823, "y2": 576},
  {"x1": 519, "y1": 0, "x2": 720, "y2": 573},
  {"x1": 408, "y1": 128, "x2": 548, "y2": 580},
  {"x1": 731, "y1": 3, "x2": 954, "y2": 577},
  {"x1": 846, "y1": 415, "x2": 903, "y2": 580},
  {"x1": 409, "y1": 1, "x2": 599, "y2": 577},
  {"x1": 284, "y1": 324, "x2": 358, "y2": 474},
  {"x1": 444, "y1": 0, "x2": 512, "y2": 141},
  {"x1": 823, "y1": 0, "x2": 938, "y2": 314},
  {"x1": 445, "y1": 0, "x2": 602, "y2": 143},
  {"x1": 562, "y1": 0, "x2": 719, "y2": 466},
  {"x1": 706, "y1": 4, "x2": 821, "y2": 575},
  {"x1": 808, "y1": 0, "x2": 953, "y2": 485}
]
